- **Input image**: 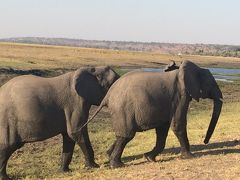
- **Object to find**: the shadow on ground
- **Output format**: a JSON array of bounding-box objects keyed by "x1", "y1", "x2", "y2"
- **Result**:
[{"x1": 121, "y1": 139, "x2": 240, "y2": 164}]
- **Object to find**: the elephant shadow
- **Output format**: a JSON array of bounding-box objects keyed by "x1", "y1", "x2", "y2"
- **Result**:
[
  {"x1": 191, "y1": 139, "x2": 240, "y2": 157},
  {"x1": 121, "y1": 139, "x2": 240, "y2": 164}
]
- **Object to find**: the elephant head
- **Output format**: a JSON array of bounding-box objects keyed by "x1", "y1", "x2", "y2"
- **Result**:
[
  {"x1": 73, "y1": 66, "x2": 119, "y2": 106},
  {"x1": 179, "y1": 60, "x2": 223, "y2": 144}
]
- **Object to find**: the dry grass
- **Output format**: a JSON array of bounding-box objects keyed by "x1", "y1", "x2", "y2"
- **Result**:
[
  {"x1": 0, "y1": 42, "x2": 239, "y2": 179},
  {"x1": 7, "y1": 101, "x2": 240, "y2": 180},
  {"x1": 1, "y1": 42, "x2": 240, "y2": 70}
]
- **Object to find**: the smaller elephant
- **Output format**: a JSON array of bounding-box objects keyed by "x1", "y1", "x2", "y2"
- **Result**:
[
  {"x1": 0, "y1": 66, "x2": 119, "y2": 179},
  {"x1": 82, "y1": 60, "x2": 223, "y2": 168}
]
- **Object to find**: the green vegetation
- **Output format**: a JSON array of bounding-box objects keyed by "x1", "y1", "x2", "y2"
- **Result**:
[
  {"x1": 0, "y1": 43, "x2": 239, "y2": 179},
  {"x1": 223, "y1": 74, "x2": 240, "y2": 77},
  {"x1": 112, "y1": 68, "x2": 129, "y2": 76}
]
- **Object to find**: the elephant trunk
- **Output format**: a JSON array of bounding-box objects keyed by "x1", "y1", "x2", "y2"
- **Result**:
[{"x1": 204, "y1": 98, "x2": 223, "y2": 144}]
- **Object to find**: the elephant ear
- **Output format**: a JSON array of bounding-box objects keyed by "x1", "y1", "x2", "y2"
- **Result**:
[
  {"x1": 179, "y1": 60, "x2": 201, "y2": 101},
  {"x1": 73, "y1": 68, "x2": 104, "y2": 105},
  {"x1": 164, "y1": 61, "x2": 179, "y2": 72}
]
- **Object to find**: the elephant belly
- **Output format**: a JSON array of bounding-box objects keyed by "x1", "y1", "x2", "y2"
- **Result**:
[
  {"x1": 135, "y1": 106, "x2": 171, "y2": 131},
  {"x1": 15, "y1": 104, "x2": 67, "y2": 142},
  {"x1": 110, "y1": 89, "x2": 172, "y2": 137},
  {"x1": 19, "y1": 118, "x2": 66, "y2": 142}
]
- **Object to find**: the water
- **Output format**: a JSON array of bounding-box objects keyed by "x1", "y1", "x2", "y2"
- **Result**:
[
  {"x1": 207, "y1": 68, "x2": 240, "y2": 75},
  {"x1": 142, "y1": 67, "x2": 240, "y2": 82}
]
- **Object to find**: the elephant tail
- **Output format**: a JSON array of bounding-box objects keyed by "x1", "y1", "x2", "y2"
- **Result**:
[{"x1": 80, "y1": 100, "x2": 107, "y2": 130}]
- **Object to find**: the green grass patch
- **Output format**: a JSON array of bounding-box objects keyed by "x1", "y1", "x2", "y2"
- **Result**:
[
  {"x1": 113, "y1": 67, "x2": 129, "y2": 76},
  {"x1": 213, "y1": 73, "x2": 240, "y2": 77}
]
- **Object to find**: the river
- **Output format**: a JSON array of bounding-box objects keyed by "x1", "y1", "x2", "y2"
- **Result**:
[{"x1": 142, "y1": 67, "x2": 240, "y2": 82}]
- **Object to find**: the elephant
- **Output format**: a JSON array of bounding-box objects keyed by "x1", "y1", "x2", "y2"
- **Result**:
[
  {"x1": 0, "y1": 66, "x2": 119, "y2": 179},
  {"x1": 82, "y1": 60, "x2": 223, "y2": 168}
]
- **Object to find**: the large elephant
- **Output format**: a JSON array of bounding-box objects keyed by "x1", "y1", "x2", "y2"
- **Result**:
[
  {"x1": 82, "y1": 60, "x2": 223, "y2": 168},
  {"x1": 0, "y1": 66, "x2": 119, "y2": 179}
]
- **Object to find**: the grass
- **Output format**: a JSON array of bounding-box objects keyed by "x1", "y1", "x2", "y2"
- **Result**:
[
  {"x1": 223, "y1": 74, "x2": 240, "y2": 77},
  {"x1": 0, "y1": 42, "x2": 239, "y2": 179},
  {"x1": 1, "y1": 42, "x2": 240, "y2": 70},
  {"x1": 7, "y1": 97, "x2": 240, "y2": 179}
]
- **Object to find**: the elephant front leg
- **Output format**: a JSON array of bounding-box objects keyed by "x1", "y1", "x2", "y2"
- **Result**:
[
  {"x1": 66, "y1": 108, "x2": 99, "y2": 169},
  {"x1": 172, "y1": 95, "x2": 194, "y2": 159},
  {"x1": 144, "y1": 121, "x2": 171, "y2": 162},
  {"x1": 172, "y1": 126, "x2": 194, "y2": 158},
  {"x1": 60, "y1": 133, "x2": 75, "y2": 172}
]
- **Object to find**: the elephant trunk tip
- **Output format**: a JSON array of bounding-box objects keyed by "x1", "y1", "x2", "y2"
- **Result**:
[{"x1": 203, "y1": 138, "x2": 209, "y2": 144}]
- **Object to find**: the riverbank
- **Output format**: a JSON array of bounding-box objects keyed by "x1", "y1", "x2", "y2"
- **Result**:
[{"x1": 1, "y1": 42, "x2": 240, "y2": 70}]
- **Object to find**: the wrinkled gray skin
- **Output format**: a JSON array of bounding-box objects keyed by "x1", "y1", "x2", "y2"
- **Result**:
[
  {"x1": 0, "y1": 66, "x2": 119, "y2": 179},
  {"x1": 83, "y1": 60, "x2": 223, "y2": 168}
]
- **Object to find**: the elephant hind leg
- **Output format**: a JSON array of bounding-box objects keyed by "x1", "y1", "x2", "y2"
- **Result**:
[
  {"x1": 144, "y1": 121, "x2": 171, "y2": 162},
  {"x1": 78, "y1": 127, "x2": 99, "y2": 169},
  {"x1": 60, "y1": 133, "x2": 75, "y2": 172},
  {"x1": 0, "y1": 143, "x2": 23, "y2": 179},
  {"x1": 106, "y1": 141, "x2": 116, "y2": 157},
  {"x1": 109, "y1": 136, "x2": 134, "y2": 168},
  {"x1": 0, "y1": 148, "x2": 8, "y2": 180}
]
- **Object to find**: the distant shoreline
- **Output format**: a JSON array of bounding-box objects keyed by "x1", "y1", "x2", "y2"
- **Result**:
[{"x1": 1, "y1": 37, "x2": 240, "y2": 58}]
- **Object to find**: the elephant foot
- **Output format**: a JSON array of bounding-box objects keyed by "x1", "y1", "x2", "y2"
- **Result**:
[
  {"x1": 180, "y1": 152, "x2": 195, "y2": 159},
  {"x1": 84, "y1": 161, "x2": 100, "y2": 169},
  {"x1": 59, "y1": 167, "x2": 72, "y2": 173},
  {"x1": 143, "y1": 152, "x2": 156, "y2": 162},
  {"x1": 0, "y1": 174, "x2": 10, "y2": 180},
  {"x1": 109, "y1": 160, "x2": 125, "y2": 169}
]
